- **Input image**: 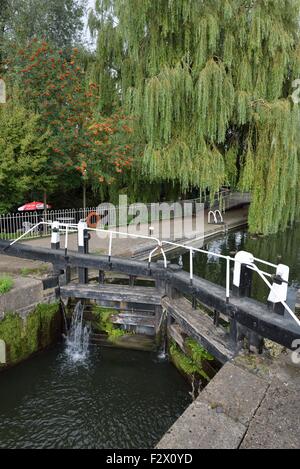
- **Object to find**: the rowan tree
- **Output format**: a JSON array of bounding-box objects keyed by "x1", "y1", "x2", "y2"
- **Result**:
[{"x1": 8, "y1": 39, "x2": 134, "y2": 198}]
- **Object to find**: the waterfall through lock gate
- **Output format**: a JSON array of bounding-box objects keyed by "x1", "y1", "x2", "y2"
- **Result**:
[
  {"x1": 157, "y1": 309, "x2": 168, "y2": 361},
  {"x1": 65, "y1": 302, "x2": 90, "y2": 363}
]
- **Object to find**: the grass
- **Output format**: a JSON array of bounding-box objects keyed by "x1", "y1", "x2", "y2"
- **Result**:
[
  {"x1": 92, "y1": 248, "x2": 106, "y2": 256},
  {"x1": 0, "y1": 276, "x2": 14, "y2": 295},
  {"x1": 20, "y1": 266, "x2": 49, "y2": 277}
]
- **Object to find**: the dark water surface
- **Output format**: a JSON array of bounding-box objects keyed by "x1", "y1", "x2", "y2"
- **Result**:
[
  {"x1": 173, "y1": 223, "x2": 300, "y2": 309},
  {"x1": 0, "y1": 346, "x2": 191, "y2": 449}
]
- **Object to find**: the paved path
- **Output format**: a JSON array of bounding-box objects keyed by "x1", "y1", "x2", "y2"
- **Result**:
[
  {"x1": 0, "y1": 207, "x2": 248, "y2": 276},
  {"x1": 157, "y1": 352, "x2": 300, "y2": 449}
]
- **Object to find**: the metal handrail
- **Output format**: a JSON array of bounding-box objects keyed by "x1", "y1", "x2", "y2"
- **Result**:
[
  {"x1": 251, "y1": 264, "x2": 300, "y2": 328},
  {"x1": 8, "y1": 220, "x2": 299, "y2": 329},
  {"x1": 77, "y1": 224, "x2": 299, "y2": 327},
  {"x1": 9, "y1": 222, "x2": 47, "y2": 246}
]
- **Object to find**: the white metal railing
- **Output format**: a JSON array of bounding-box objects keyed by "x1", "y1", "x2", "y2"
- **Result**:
[
  {"x1": 6, "y1": 218, "x2": 299, "y2": 328},
  {"x1": 0, "y1": 192, "x2": 251, "y2": 241},
  {"x1": 34, "y1": 221, "x2": 297, "y2": 329}
]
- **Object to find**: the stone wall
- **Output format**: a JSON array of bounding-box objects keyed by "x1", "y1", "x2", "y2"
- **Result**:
[{"x1": 0, "y1": 277, "x2": 61, "y2": 368}]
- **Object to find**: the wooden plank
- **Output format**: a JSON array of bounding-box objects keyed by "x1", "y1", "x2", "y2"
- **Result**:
[
  {"x1": 162, "y1": 297, "x2": 235, "y2": 364},
  {"x1": 1, "y1": 239, "x2": 299, "y2": 348},
  {"x1": 111, "y1": 312, "x2": 156, "y2": 328},
  {"x1": 169, "y1": 323, "x2": 186, "y2": 350},
  {"x1": 90, "y1": 333, "x2": 156, "y2": 351},
  {"x1": 170, "y1": 271, "x2": 300, "y2": 349},
  {"x1": 60, "y1": 283, "x2": 163, "y2": 305}
]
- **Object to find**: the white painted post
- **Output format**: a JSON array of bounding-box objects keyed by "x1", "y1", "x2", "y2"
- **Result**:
[
  {"x1": 64, "y1": 225, "x2": 69, "y2": 256},
  {"x1": 267, "y1": 264, "x2": 289, "y2": 316},
  {"x1": 0, "y1": 79, "x2": 6, "y2": 104},
  {"x1": 190, "y1": 249, "x2": 194, "y2": 285},
  {"x1": 233, "y1": 251, "x2": 254, "y2": 297},
  {"x1": 0, "y1": 339, "x2": 6, "y2": 364},
  {"x1": 108, "y1": 231, "x2": 113, "y2": 262},
  {"x1": 78, "y1": 220, "x2": 87, "y2": 253},
  {"x1": 226, "y1": 257, "x2": 230, "y2": 303},
  {"x1": 51, "y1": 221, "x2": 60, "y2": 249},
  {"x1": 78, "y1": 220, "x2": 88, "y2": 283}
]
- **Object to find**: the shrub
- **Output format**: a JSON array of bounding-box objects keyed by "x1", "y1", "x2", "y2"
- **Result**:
[{"x1": 0, "y1": 276, "x2": 14, "y2": 295}]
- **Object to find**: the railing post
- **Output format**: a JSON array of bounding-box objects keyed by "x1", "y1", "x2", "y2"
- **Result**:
[
  {"x1": 51, "y1": 221, "x2": 63, "y2": 281},
  {"x1": 78, "y1": 220, "x2": 89, "y2": 284},
  {"x1": 233, "y1": 251, "x2": 254, "y2": 298},
  {"x1": 267, "y1": 264, "x2": 289, "y2": 316},
  {"x1": 189, "y1": 249, "x2": 193, "y2": 286},
  {"x1": 108, "y1": 232, "x2": 113, "y2": 266},
  {"x1": 226, "y1": 257, "x2": 230, "y2": 303},
  {"x1": 99, "y1": 270, "x2": 105, "y2": 285},
  {"x1": 51, "y1": 221, "x2": 60, "y2": 250}
]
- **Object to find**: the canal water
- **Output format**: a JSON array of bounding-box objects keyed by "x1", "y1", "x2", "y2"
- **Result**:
[
  {"x1": 173, "y1": 223, "x2": 300, "y2": 309},
  {"x1": 1, "y1": 223, "x2": 299, "y2": 449},
  {"x1": 0, "y1": 346, "x2": 191, "y2": 449}
]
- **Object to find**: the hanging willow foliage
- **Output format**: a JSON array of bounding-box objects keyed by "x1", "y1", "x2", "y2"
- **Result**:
[{"x1": 90, "y1": 0, "x2": 300, "y2": 234}]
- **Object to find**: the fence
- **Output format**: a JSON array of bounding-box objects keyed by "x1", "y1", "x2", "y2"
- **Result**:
[
  {"x1": 0, "y1": 191, "x2": 251, "y2": 241},
  {"x1": 8, "y1": 215, "x2": 299, "y2": 330}
]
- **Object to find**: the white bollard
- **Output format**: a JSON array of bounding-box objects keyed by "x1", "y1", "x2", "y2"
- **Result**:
[
  {"x1": 267, "y1": 264, "x2": 289, "y2": 316},
  {"x1": 78, "y1": 220, "x2": 89, "y2": 284},
  {"x1": 0, "y1": 339, "x2": 6, "y2": 364},
  {"x1": 233, "y1": 251, "x2": 254, "y2": 297},
  {"x1": 51, "y1": 221, "x2": 60, "y2": 249},
  {"x1": 78, "y1": 220, "x2": 88, "y2": 253}
]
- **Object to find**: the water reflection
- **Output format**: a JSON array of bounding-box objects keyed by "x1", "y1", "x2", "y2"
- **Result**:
[
  {"x1": 0, "y1": 346, "x2": 191, "y2": 449},
  {"x1": 173, "y1": 223, "x2": 300, "y2": 308}
]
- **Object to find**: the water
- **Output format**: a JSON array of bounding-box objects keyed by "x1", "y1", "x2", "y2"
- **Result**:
[
  {"x1": 0, "y1": 346, "x2": 191, "y2": 449},
  {"x1": 173, "y1": 223, "x2": 300, "y2": 309},
  {"x1": 65, "y1": 302, "x2": 90, "y2": 363},
  {"x1": 157, "y1": 310, "x2": 168, "y2": 361}
]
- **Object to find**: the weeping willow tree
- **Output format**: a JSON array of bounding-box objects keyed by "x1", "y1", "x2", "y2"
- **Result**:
[{"x1": 89, "y1": 0, "x2": 300, "y2": 234}]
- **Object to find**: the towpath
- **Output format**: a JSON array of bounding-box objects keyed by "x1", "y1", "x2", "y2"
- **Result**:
[
  {"x1": 157, "y1": 352, "x2": 300, "y2": 449},
  {"x1": 0, "y1": 207, "x2": 248, "y2": 276}
]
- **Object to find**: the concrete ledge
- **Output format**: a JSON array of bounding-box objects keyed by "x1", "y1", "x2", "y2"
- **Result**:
[
  {"x1": 157, "y1": 354, "x2": 300, "y2": 449},
  {"x1": 240, "y1": 379, "x2": 300, "y2": 449},
  {"x1": 201, "y1": 362, "x2": 269, "y2": 426},
  {"x1": 156, "y1": 362, "x2": 269, "y2": 449},
  {"x1": 0, "y1": 277, "x2": 43, "y2": 315},
  {"x1": 157, "y1": 397, "x2": 246, "y2": 449}
]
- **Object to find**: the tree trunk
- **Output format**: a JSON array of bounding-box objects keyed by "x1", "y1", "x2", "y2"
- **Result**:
[
  {"x1": 83, "y1": 180, "x2": 86, "y2": 211},
  {"x1": 43, "y1": 190, "x2": 47, "y2": 223}
]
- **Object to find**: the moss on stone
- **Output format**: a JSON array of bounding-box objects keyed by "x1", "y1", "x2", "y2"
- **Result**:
[
  {"x1": 0, "y1": 302, "x2": 61, "y2": 368},
  {"x1": 36, "y1": 303, "x2": 61, "y2": 348},
  {"x1": 0, "y1": 313, "x2": 24, "y2": 364},
  {"x1": 92, "y1": 305, "x2": 128, "y2": 343}
]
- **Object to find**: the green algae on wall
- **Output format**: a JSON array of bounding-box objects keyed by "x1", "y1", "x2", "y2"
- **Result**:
[{"x1": 0, "y1": 303, "x2": 61, "y2": 367}]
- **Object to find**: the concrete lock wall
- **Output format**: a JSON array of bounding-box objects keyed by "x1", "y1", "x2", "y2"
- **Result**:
[
  {"x1": 0, "y1": 278, "x2": 44, "y2": 315},
  {"x1": 0, "y1": 339, "x2": 6, "y2": 364},
  {"x1": 0, "y1": 277, "x2": 62, "y2": 369}
]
